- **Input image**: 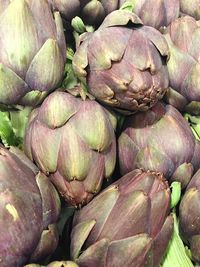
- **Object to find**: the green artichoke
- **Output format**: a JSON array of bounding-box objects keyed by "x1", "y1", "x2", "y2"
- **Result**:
[
  {"x1": 24, "y1": 91, "x2": 116, "y2": 207},
  {"x1": 0, "y1": 145, "x2": 61, "y2": 267},
  {"x1": 73, "y1": 10, "x2": 169, "y2": 113},
  {"x1": 164, "y1": 16, "x2": 200, "y2": 114},
  {"x1": 25, "y1": 261, "x2": 79, "y2": 267},
  {"x1": 49, "y1": 0, "x2": 119, "y2": 27},
  {"x1": 120, "y1": 0, "x2": 180, "y2": 29},
  {"x1": 70, "y1": 169, "x2": 173, "y2": 267},
  {"x1": 179, "y1": 169, "x2": 200, "y2": 262},
  {"x1": 0, "y1": 0, "x2": 66, "y2": 107},
  {"x1": 118, "y1": 102, "x2": 200, "y2": 188},
  {"x1": 180, "y1": 0, "x2": 200, "y2": 19}
]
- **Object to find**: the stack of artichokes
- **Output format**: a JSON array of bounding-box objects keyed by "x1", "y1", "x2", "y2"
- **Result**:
[{"x1": 2, "y1": 0, "x2": 200, "y2": 266}]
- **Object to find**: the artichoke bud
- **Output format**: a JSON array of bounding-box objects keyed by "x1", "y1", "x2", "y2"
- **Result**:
[
  {"x1": 70, "y1": 169, "x2": 173, "y2": 267},
  {"x1": 24, "y1": 91, "x2": 116, "y2": 206},
  {"x1": 118, "y1": 102, "x2": 200, "y2": 185},
  {"x1": 0, "y1": 145, "x2": 61, "y2": 267}
]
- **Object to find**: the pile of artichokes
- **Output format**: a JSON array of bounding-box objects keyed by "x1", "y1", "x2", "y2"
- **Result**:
[{"x1": 2, "y1": 0, "x2": 200, "y2": 266}]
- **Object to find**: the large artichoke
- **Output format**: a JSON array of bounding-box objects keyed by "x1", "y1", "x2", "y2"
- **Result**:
[
  {"x1": 49, "y1": 0, "x2": 119, "y2": 27},
  {"x1": 120, "y1": 0, "x2": 180, "y2": 30},
  {"x1": 179, "y1": 169, "x2": 200, "y2": 262},
  {"x1": 164, "y1": 16, "x2": 200, "y2": 114},
  {"x1": 70, "y1": 169, "x2": 173, "y2": 267},
  {"x1": 0, "y1": 0, "x2": 66, "y2": 107},
  {"x1": 0, "y1": 145, "x2": 61, "y2": 267},
  {"x1": 118, "y1": 102, "x2": 200, "y2": 188},
  {"x1": 24, "y1": 91, "x2": 116, "y2": 207},
  {"x1": 73, "y1": 10, "x2": 169, "y2": 113}
]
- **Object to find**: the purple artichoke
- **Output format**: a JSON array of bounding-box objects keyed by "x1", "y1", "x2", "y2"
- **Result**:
[
  {"x1": 70, "y1": 169, "x2": 173, "y2": 267},
  {"x1": 24, "y1": 91, "x2": 116, "y2": 207},
  {"x1": 118, "y1": 102, "x2": 200, "y2": 188},
  {"x1": 180, "y1": 0, "x2": 200, "y2": 19},
  {"x1": 164, "y1": 16, "x2": 200, "y2": 114},
  {"x1": 0, "y1": 145, "x2": 60, "y2": 267},
  {"x1": 48, "y1": 0, "x2": 119, "y2": 26},
  {"x1": 73, "y1": 10, "x2": 169, "y2": 113},
  {"x1": 179, "y1": 169, "x2": 200, "y2": 262},
  {"x1": 120, "y1": 0, "x2": 180, "y2": 30},
  {"x1": 0, "y1": 0, "x2": 66, "y2": 106}
]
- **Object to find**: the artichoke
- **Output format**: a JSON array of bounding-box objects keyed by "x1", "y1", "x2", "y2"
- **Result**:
[
  {"x1": 0, "y1": 0, "x2": 66, "y2": 107},
  {"x1": 164, "y1": 16, "x2": 200, "y2": 114},
  {"x1": 24, "y1": 91, "x2": 116, "y2": 207},
  {"x1": 118, "y1": 102, "x2": 200, "y2": 188},
  {"x1": 179, "y1": 169, "x2": 200, "y2": 262},
  {"x1": 0, "y1": 145, "x2": 61, "y2": 267},
  {"x1": 70, "y1": 169, "x2": 173, "y2": 267},
  {"x1": 120, "y1": 0, "x2": 180, "y2": 30},
  {"x1": 25, "y1": 261, "x2": 79, "y2": 267},
  {"x1": 180, "y1": 0, "x2": 200, "y2": 19},
  {"x1": 49, "y1": 0, "x2": 119, "y2": 27},
  {"x1": 73, "y1": 10, "x2": 169, "y2": 113}
]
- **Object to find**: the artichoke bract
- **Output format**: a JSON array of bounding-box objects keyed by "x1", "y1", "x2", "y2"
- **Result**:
[
  {"x1": 49, "y1": 0, "x2": 119, "y2": 27},
  {"x1": 70, "y1": 169, "x2": 173, "y2": 267},
  {"x1": 73, "y1": 10, "x2": 169, "y2": 113},
  {"x1": 25, "y1": 261, "x2": 79, "y2": 267},
  {"x1": 118, "y1": 102, "x2": 200, "y2": 188},
  {"x1": 164, "y1": 16, "x2": 200, "y2": 114},
  {"x1": 24, "y1": 91, "x2": 116, "y2": 207},
  {"x1": 180, "y1": 0, "x2": 200, "y2": 19},
  {"x1": 179, "y1": 169, "x2": 200, "y2": 262},
  {"x1": 120, "y1": 0, "x2": 180, "y2": 30},
  {"x1": 0, "y1": 145, "x2": 61, "y2": 267},
  {"x1": 0, "y1": 0, "x2": 66, "y2": 106}
]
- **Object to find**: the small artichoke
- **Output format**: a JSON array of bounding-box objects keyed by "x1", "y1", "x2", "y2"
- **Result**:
[
  {"x1": 164, "y1": 16, "x2": 200, "y2": 114},
  {"x1": 118, "y1": 102, "x2": 200, "y2": 188},
  {"x1": 0, "y1": 145, "x2": 61, "y2": 267},
  {"x1": 179, "y1": 169, "x2": 200, "y2": 262},
  {"x1": 180, "y1": 0, "x2": 200, "y2": 19},
  {"x1": 70, "y1": 169, "x2": 173, "y2": 267},
  {"x1": 0, "y1": 0, "x2": 66, "y2": 106},
  {"x1": 24, "y1": 91, "x2": 116, "y2": 207},
  {"x1": 49, "y1": 0, "x2": 119, "y2": 26},
  {"x1": 73, "y1": 10, "x2": 169, "y2": 113},
  {"x1": 120, "y1": 0, "x2": 180, "y2": 30}
]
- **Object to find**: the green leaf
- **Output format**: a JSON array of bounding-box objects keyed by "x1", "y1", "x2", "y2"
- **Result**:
[
  {"x1": 10, "y1": 107, "x2": 32, "y2": 139},
  {"x1": 170, "y1": 182, "x2": 181, "y2": 209},
  {"x1": 62, "y1": 64, "x2": 78, "y2": 90},
  {"x1": 62, "y1": 48, "x2": 78, "y2": 90},
  {"x1": 161, "y1": 211, "x2": 194, "y2": 267},
  {"x1": 0, "y1": 111, "x2": 21, "y2": 147},
  {"x1": 66, "y1": 47, "x2": 75, "y2": 61},
  {"x1": 0, "y1": 107, "x2": 32, "y2": 148},
  {"x1": 184, "y1": 113, "x2": 200, "y2": 141},
  {"x1": 120, "y1": 1, "x2": 134, "y2": 12}
]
